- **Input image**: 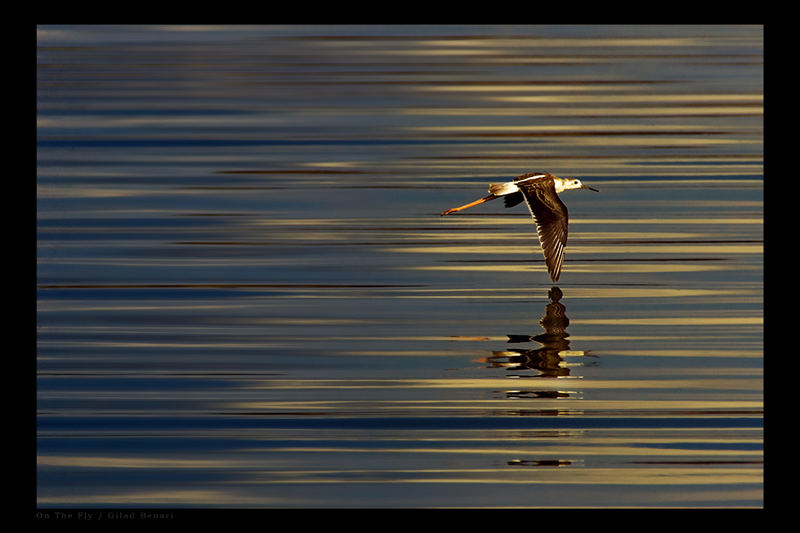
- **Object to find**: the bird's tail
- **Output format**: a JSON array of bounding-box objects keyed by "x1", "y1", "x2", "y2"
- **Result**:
[{"x1": 488, "y1": 182, "x2": 519, "y2": 196}]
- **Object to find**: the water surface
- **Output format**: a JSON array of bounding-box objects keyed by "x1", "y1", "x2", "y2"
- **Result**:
[{"x1": 37, "y1": 24, "x2": 763, "y2": 509}]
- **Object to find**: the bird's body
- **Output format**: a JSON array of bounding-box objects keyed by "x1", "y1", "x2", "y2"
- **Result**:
[{"x1": 440, "y1": 172, "x2": 598, "y2": 282}]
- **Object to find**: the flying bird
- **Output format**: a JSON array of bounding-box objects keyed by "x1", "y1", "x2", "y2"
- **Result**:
[{"x1": 440, "y1": 172, "x2": 598, "y2": 282}]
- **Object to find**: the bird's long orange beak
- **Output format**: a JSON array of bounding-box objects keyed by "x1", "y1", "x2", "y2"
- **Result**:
[{"x1": 440, "y1": 194, "x2": 496, "y2": 216}]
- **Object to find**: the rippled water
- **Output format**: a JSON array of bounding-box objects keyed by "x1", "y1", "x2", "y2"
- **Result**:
[{"x1": 37, "y1": 25, "x2": 763, "y2": 509}]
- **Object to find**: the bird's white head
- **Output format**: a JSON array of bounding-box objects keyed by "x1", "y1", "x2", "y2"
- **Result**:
[{"x1": 554, "y1": 177, "x2": 599, "y2": 194}]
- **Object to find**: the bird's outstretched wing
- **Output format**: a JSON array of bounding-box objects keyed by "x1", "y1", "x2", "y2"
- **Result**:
[{"x1": 517, "y1": 179, "x2": 569, "y2": 282}]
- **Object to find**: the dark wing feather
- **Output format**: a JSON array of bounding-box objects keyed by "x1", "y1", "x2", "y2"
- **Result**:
[
  {"x1": 517, "y1": 178, "x2": 569, "y2": 282},
  {"x1": 503, "y1": 191, "x2": 524, "y2": 208}
]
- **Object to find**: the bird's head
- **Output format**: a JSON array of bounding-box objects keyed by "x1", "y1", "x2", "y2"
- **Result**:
[{"x1": 555, "y1": 177, "x2": 599, "y2": 193}]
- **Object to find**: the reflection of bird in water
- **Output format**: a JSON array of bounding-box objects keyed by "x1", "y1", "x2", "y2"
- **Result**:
[
  {"x1": 485, "y1": 287, "x2": 574, "y2": 379},
  {"x1": 440, "y1": 172, "x2": 598, "y2": 282}
]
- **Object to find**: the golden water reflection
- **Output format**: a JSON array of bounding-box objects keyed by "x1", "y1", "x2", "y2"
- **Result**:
[{"x1": 37, "y1": 24, "x2": 762, "y2": 508}]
